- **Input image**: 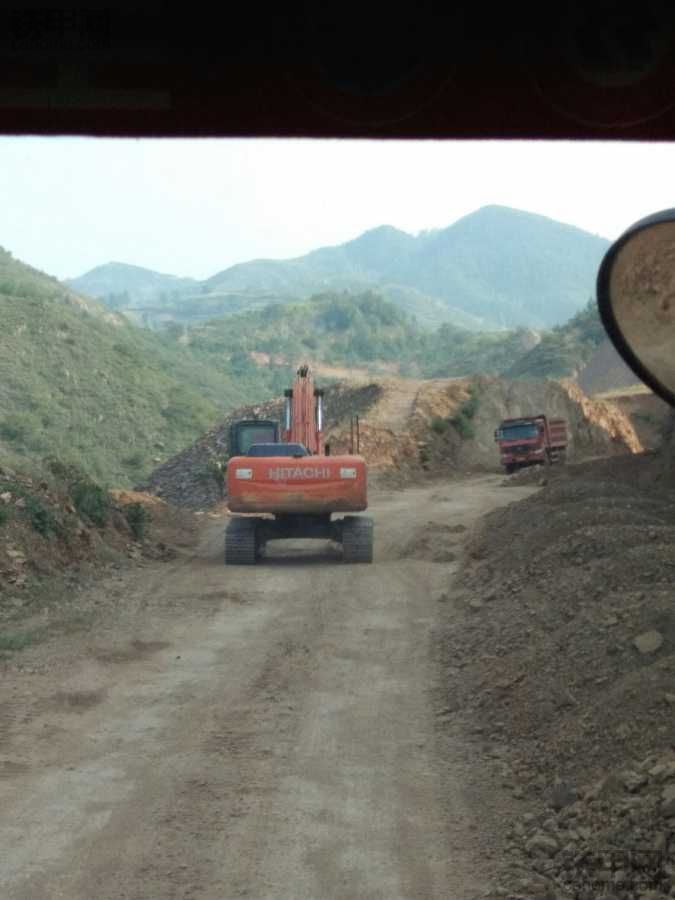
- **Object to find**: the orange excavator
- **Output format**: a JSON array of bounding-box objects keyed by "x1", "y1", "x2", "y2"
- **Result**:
[{"x1": 224, "y1": 365, "x2": 373, "y2": 564}]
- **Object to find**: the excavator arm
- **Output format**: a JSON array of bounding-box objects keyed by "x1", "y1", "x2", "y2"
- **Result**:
[{"x1": 283, "y1": 365, "x2": 324, "y2": 454}]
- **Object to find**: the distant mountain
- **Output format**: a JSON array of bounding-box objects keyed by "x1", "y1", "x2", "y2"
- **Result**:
[
  {"x1": 67, "y1": 262, "x2": 199, "y2": 327},
  {"x1": 406, "y1": 206, "x2": 609, "y2": 327},
  {"x1": 205, "y1": 225, "x2": 417, "y2": 293},
  {"x1": 69, "y1": 206, "x2": 611, "y2": 331}
]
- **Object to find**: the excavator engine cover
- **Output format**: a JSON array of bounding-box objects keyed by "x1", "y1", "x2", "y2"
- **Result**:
[{"x1": 226, "y1": 453, "x2": 367, "y2": 515}]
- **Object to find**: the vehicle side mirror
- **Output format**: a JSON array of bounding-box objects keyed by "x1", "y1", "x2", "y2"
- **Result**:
[{"x1": 597, "y1": 209, "x2": 675, "y2": 407}]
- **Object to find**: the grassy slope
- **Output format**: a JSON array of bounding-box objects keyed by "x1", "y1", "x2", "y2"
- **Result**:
[{"x1": 0, "y1": 248, "x2": 292, "y2": 486}]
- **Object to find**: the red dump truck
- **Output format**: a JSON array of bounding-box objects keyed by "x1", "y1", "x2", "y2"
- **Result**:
[{"x1": 494, "y1": 415, "x2": 568, "y2": 474}]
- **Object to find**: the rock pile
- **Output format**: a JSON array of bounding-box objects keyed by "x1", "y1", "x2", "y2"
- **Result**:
[{"x1": 434, "y1": 452, "x2": 675, "y2": 899}]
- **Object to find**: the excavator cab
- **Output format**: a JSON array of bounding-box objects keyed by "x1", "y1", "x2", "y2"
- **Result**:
[{"x1": 228, "y1": 419, "x2": 280, "y2": 457}]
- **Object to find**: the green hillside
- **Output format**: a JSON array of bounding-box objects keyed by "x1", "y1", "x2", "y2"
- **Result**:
[
  {"x1": 179, "y1": 290, "x2": 548, "y2": 380},
  {"x1": 504, "y1": 299, "x2": 606, "y2": 379},
  {"x1": 179, "y1": 289, "x2": 608, "y2": 384},
  {"x1": 0, "y1": 248, "x2": 291, "y2": 486},
  {"x1": 183, "y1": 291, "x2": 422, "y2": 372}
]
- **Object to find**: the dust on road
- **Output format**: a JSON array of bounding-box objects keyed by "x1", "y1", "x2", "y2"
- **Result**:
[{"x1": 0, "y1": 476, "x2": 535, "y2": 900}]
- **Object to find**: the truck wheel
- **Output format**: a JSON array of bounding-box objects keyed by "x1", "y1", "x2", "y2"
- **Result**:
[
  {"x1": 342, "y1": 516, "x2": 374, "y2": 564},
  {"x1": 225, "y1": 518, "x2": 258, "y2": 565},
  {"x1": 504, "y1": 464, "x2": 515, "y2": 475}
]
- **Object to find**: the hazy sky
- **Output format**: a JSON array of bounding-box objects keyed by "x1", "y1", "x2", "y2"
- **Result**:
[{"x1": 1, "y1": 136, "x2": 674, "y2": 281}]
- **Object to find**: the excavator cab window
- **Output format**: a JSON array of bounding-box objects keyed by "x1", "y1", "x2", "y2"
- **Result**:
[{"x1": 229, "y1": 421, "x2": 279, "y2": 456}]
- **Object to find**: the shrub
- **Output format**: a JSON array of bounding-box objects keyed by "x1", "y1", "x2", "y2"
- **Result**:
[
  {"x1": 431, "y1": 416, "x2": 450, "y2": 435},
  {"x1": 451, "y1": 386, "x2": 481, "y2": 440},
  {"x1": 70, "y1": 481, "x2": 111, "y2": 527},
  {"x1": 452, "y1": 413, "x2": 476, "y2": 440},
  {"x1": 44, "y1": 456, "x2": 82, "y2": 483},
  {"x1": 0, "y1": 412, "x2": 41, "y2": 443},
  {"x1": 122, "y1": 451, "x2": 144, "y2": 468},
  {"x1": 0, "y1": 631, "x2": 35, "y2": 652},
  {"x1": 43, "y1": 458, "x2": 111, "y2": 527},
  {"x1": 0, "y1": 506, "x2": 10, "y2": 527},
  {"x1": 461, "y1": 389, "x2": 480, "y2": 420},
  {"x1": 124, "y1": 502, "x2": 151, "y2": 540},
  {"x1": 23, "y1": 496, "x2": 58, "y2": 536}
]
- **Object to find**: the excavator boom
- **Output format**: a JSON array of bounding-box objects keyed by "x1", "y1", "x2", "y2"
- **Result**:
[{"x1": 283, "y1": 365, "x2": 324, "y2": 454}]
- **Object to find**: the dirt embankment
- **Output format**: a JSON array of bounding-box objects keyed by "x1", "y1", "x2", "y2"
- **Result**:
[
  {"x1": 323, "y1": 376, "x2": 642, "y2": 478},
  {"x1": 593, "y1": 388, "x2": 672, "y2": 451},
  {"x1": 390, "y1": 376, "x2": 640, "y2": 476},
  {"x1": 139, "y1": 374, "x2": 645, "y2": 509},
  {"x1": 419, "y1": 376, "x2": 641, "y2": 470},
  {"x1": 436, "y1": 452, "x2": 675, "y2": 898},
  {"x1": 0, "y1": 465, "x2": 194, "y2": 631}
]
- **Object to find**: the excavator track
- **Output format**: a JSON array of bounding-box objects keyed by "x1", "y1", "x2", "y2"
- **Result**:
[
  {"x1": 342, "y1": 515, "x2": 374, "y2": 564},
  {"x1": 224, "y1": 517, "x2": 258, "y2": 565}
]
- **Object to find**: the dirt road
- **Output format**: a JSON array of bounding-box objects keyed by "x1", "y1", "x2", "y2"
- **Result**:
[{"x1": 0, "y1": 476, "x2": 536, "y2": 900}]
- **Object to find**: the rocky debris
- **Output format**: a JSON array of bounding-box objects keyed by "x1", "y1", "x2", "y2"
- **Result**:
[
  {"x1": 507, "y1": 751, "x2": 675, "y2": 898},
  {"x1": 502, "y1": 464, "x2": 553, "y2": 487},
  {"x1": 434, "y1": 451, "x2": 675, "y2": 899},
  {"x1": 398, "y1": 521, "x2": 463, "y2": 563},
  {"x1": 633, "y1": 630, "x2": 664, "y2": 655},
  {"x1": 550, "y1": 780, "x2": 577, "y2": 811}
]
